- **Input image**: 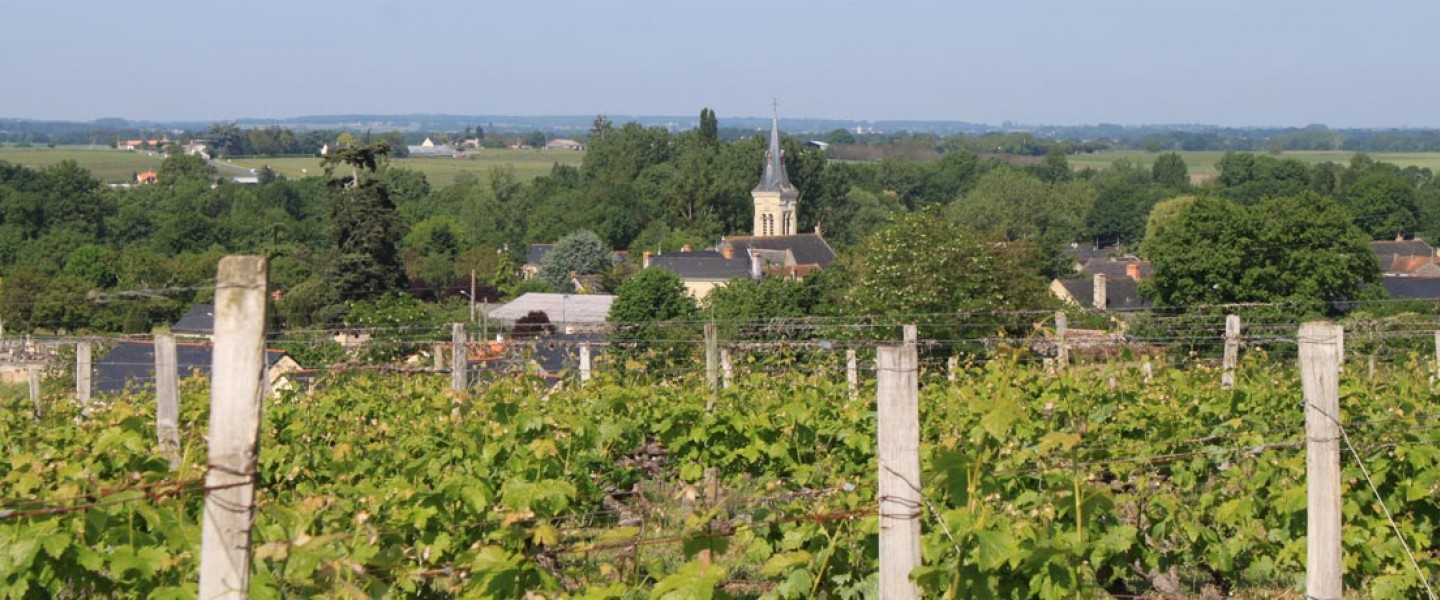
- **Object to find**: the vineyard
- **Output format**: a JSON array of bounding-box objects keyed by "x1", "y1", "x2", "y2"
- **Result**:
[{"x1": 3, "y1": 334, "x2": 1440, "y2": 598}]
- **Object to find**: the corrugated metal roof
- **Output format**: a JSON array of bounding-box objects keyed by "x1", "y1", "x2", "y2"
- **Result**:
[{"x1": 487, "y1": 293, "x2": 616, "y2": 324}]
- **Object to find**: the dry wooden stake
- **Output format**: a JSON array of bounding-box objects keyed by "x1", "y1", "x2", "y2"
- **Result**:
[
  {"x1": 876, "y1": 345, "x2": 922, "y2": 600},
  {"x1": 155, "y1": 333, "x2": 180, "y2": 471},
  {"x1": 1222, "y1": 314, "x2": 1240, "y2": 389},
  {"x1": 198, "y1": 256, "x2": 269, "y2": 600},
  {"x1": 1055, "y1": 311, "x2": 1069, "y2": 369},
  {"x1": 579, "y1": 343, "x2": 592, "y2": 382},
  {"x1": 1299, "y1": 321, "x2": 1343, "y2": 600},
  {"x1": 720, "y1": 348, "x2": 732, "y2": 389},
  {"x1": 451, "y1": 323, "x2": 467, "y2": 393},
  {"x1": 75, "y1": 341, "x2": 91, "y2": 404}
]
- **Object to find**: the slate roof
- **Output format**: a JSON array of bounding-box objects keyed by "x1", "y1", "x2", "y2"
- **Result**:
[
  {"x1": 1371, "y1": 240, "x2": 1435, "y2": 258},
  {"x1": 649, "y1": 251, "x2": 751, "y2": 280},
  {"x1": 171, "y1": 304, "x2": 215, "y2": 335},
  {"x1": 724, "y1": 234, "x2": 836, "y2": 268},
  {"x1": 529, "y1": 333, "x2": 606, "y2": 375},
  {"x1": 94, "y1": 339, "x2": 288, "y2": 395},
  {"x1": 1381, "y1": 276, "x2": 1440, "y2": 300},
  {"x1": 487, "y1": 293, "x2": 616, "y2": 325},
  {"x1": 1077, "y1": 258, "x2": 1153, "y2": 280},
  {"x1": 1054, "y1": 277, "x2": 1152, "y2": 311},
  {"x1": 1064, "y1": 245, "x2": 1111, "y2": 262},
  {"x1": 753, "y1": 112, "x2": 797, "y2": 194},
  {"x1": 526, "y1": 244, "x2": 555, "y2": 266}
]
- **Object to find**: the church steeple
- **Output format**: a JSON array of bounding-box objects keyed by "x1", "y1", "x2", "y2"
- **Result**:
[
  {"x1": 753, "y1": 104, "x2": 796, "y2": 194},
  {"x1": 752, "y1": 103, "x2": 799, "y2": 237}
]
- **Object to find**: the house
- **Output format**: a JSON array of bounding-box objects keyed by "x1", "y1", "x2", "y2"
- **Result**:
[
  {"x1": 544, "y1": 139, "x2": 585, "y2": 151},
  {"x1": 522, "y1": 244, "x2": 555, "y2": 279},
  {"x1": 647, "y1": 109, "x2": 836, "y2": 298},
  {"x1": 171, "y1": 304, "x2": 216, "y2": 338},
  {"x1": 1370, "y1": 239, "x2": 1440, "y2": 277},
  {"x1": 183, "y1": 141, "x2": 210, "y2": 160},
  {"x1": 136, "y1": 171, "x2": 158, "y2": 184},
  {"x1": 1380, "y1": 276, "x2": 1440, "y2": 301},
  {"x1": 1076, "y1": 257, "x2": 1152, "y2": 281},
  {"x1": 487, "y1": 293, "x2": 616, "y2": 334},
  {"x1": 407, "y1": 137, "x2": 459, "y2": 157},
  {"x1": 1051, "y1": 272, "x2": 1151, "y2": 312},
  {"x1": 94, "y1": 339, "x2": 299, "y2": 396}
]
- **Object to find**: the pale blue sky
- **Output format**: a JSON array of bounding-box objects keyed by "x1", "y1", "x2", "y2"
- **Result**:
[{"x1": 2, "y1": 0, "x2": 1434, "y2": 127}]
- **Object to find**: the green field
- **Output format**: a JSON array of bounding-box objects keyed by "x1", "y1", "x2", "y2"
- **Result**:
[
  {"x1": 1068, "y1": 149, "x2": 1440, "y2": 180},
  {"x1": 222, "y1": 148, "x2": 586, "y2": 186},
  {"x1": 0, "y1": 146, "x2": 164, "y2": 183}
]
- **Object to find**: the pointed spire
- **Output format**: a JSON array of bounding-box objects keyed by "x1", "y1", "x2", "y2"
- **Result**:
[{"x1": 753, "y1": 102, "x2": 796, "y2": 194}]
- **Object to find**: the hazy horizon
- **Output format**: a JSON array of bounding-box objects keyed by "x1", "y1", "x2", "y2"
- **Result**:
[{"x1": 5, "y1": 0, "x2": 1436, "y2": 128}]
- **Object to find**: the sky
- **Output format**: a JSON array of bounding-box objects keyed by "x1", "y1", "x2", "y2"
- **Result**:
[{"x1": 3, "y1": 0, "x2": 1436, "y2": 128}]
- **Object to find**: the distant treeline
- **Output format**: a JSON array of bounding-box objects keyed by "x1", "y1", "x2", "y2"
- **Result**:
[{"x1": 10, "y1": 118, "x2": 1440, "y2": 155}]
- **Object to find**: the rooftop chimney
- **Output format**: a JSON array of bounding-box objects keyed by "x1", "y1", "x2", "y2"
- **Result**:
[
  {"x1": 721, "y1": 244, "x2": 734, "y2": 260},
  {"x1": 642, "y1": 251, "x2": 652, "y2": 268},
  {"x1": 1093, "y1": 273, "x2": 1107, "y2": 310},
  {"x1": 1126, "y1": 263, "x2": 1141, "y2": 281}
]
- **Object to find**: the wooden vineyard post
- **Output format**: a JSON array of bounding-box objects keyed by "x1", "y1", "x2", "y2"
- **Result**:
[
  {"x1": 1222, "y1": 314, "x2": 1240, "y2": 390},
  {"x1": 1055, "y1": 311, "x2": 1069, "y2": 369},
  {"x1": 947, "y1": 355, "x2": 957, "y2": 382},
  {"x1": 27, "y1": 364, "x2": 41, "y2": 419},
  {"x1": 876, "y1": 345, "x2": 922, "y2": 600},
  {"x1": 579, "y1": 342, "x2": 592, "y2": 382},
  {"x1": 846, "y1": 349, "x2": 858, "y2": 401},
  {"x1": 432, "y1": 344, "x2": 444, "y2": 371},
  {"x1": 902, "y1": 324, "x2": 917, "y2": 347},
  {"x1": 451, "y1": 323, "x2": 467, "y2": 393},
  {"x1": 198, "y1": 256, "x2": 268, "y2": 600},
  {"x1": 720, "y1": 348, "x2": 732, "y2": 389},
  {"x1": 75, "y1": 341, "x2": 91, "y2": 404},
  {"x1": 1142, "y1": 359, "x2": 1153, "y2": 383},
  {"x1": 155, "y1": 333, "x2": 181, "y2": 471},
  {"x1": 1299, "y1": 322, "x2": 1343, "y2": 600},
  {"x1": 704, "y1": 323, "x2": 719, "y2": 393}
]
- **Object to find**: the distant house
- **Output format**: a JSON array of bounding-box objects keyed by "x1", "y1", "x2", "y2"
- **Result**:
[
  {"x1": 94, "y1": 339, "x2": 299, "y2": 396},
  {"x1": 1381, "y1": 276, "x2": 1440, "y2": 301},
  {"x1": 544, "y1": 139, "x2": 585, "y2": 151},
  {"x1": 1051, "y1": 272, "x2": 1152, "y2": 312},
  {"x1": 648, "y1": 235, "x2": 836, "y2": 299},
  {"x1": 183, "y1": 141, "x2": 210, "y2": 160},
  {"x1": 135, "y1": 171, "x2": 158, "y2": 184},
  {"x1": 171, "y1": 304, "x2": 216, "y2": 338},
  {"x1": 522, "y1": 244, "x2": 555, "y2": 279},
  {"x1": 1370, "y1": 239, "x2": 1440, "y2": 277},
  {"x1": 487, "y1": 293, "x2": 616, "y2": 334},
  {"x1": 407, "y1": 138, "x2": 458, "y2": 157}
]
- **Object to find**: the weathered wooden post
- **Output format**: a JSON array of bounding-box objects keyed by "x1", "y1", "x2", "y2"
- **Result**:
[
  {"x1": 579, "y1": 342, "x2": 592, "y2": 382},
  {"x1": 432, "y1": 343, "x2": 444, "y2": 370},
  {"x1": 876, "y1": 345, "x2": 922, "y2": 600},
  {"x1": 1222, "y1": 314, "x2": 1240, "y2": 390},
  {"x1": 846, "y1": 349, "x2": 858, "y2": 401},
  {"x1": 155, "y1": 333, "x2": 180, "y2": 471},
  {"x1": 198, "y1": 256, "x2": 268, "y2": 600},
  {"x1": 947, "y1": 355, "x2": 957, "y2": 382},
  {"x1": 704, "y1": 323, "x2": 718, "y2": 392},
  {"x1": 720, "y1": 348, "x2": 732, "y2": 389},
  {"x1": 75, "y1": 341, "x2": 91, "y2": 403},
  {"x1": 1299, "y1": 322, "x2": 1343, "y2": 600},
  {"x1": 902, "y1": 324, "x2": 917, "y2": 346},
  {"x1": 27, "y1": 364, "x2": 41, "y2": 419},
  {"x1": 451, "y1": 323, "x2": 467, "y2": 393},
  {"x1": 1141, "y1": 359, "x2": 1153, "y2": 383},
  {"x1": 1055, "y1": 311, "x2": 1069, "y2": 369}
]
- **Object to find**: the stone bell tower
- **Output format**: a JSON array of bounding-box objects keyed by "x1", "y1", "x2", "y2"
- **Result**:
[{"x1": 752, "y1": 106, "x2": 799, "y2": 237}]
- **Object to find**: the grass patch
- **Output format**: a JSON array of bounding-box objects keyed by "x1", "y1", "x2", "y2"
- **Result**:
[
  {"x1": 0, "y1": 145, "x2": 164, "y2": 183},
  {"x1": 222, "y1": 148, "x2": 585, "y2": 186}
]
